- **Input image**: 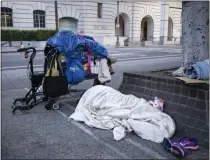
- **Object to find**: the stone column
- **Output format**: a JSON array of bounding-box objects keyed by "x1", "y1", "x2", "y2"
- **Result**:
[
  {"x1": 160, "y1": 0, "x2": 169, "y2": 45},
  {"x1": 116, "y1": 1, "x2": 120, "y2": 47},
  {"x1": 54, "y1": 1, "x2": 58, "y2": 32},
  {"x1": 173, "y1": 1, "x2": 209, "y2": 77}
]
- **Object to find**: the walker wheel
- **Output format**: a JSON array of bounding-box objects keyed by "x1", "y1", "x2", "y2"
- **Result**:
[
  {"x1": 45, "y1": 102, "x2": 52, "y2": 110},
  {"x1": 52, "y1": 103, "x2": 60, "y2": 110},
  {"x1": 14, "y1": 100, "x2": 24, "y2": 107}
]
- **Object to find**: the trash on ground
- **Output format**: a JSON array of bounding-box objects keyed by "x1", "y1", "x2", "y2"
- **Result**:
[
  {"x1": 174, "y1": 77, "x2": 209, "y2": 84},
  {"x1": 148, "y1": 97, "x2": 164, "y2": 112}
]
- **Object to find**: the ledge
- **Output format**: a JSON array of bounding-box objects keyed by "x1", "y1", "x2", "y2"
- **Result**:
[{"x1": 119, "y1": 71, "x2": 209, "y2": 149}]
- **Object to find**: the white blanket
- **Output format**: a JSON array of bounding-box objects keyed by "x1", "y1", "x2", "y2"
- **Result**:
[
  {"x1": 98, "y1": 59, "x2": 111, "y2": 83},
  {"x1": 69, "y1": 85, "x2": 176, "y2": 143},
  {"x1": 91, "y1": 59, "x2": 111, "y2": 83}
]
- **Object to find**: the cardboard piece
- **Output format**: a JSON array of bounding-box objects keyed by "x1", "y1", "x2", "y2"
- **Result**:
[{"x1": 174, "y1": 77, "x2": 209, "y2": 84}]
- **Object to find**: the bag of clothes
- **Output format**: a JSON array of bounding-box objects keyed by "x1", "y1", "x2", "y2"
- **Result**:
[{"x1": 65, "y1": 57, "x2": 85, "y2": 84}]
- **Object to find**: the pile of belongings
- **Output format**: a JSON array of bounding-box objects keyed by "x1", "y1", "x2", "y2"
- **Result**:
[
  {"x1": 173, "y1": 59, "x2": 209, "y2": 84},
  {"x1": 45, "y1": 30, "x2": 114, "y2": 85},
  {"x1": 186, "y1": 59, "x2": 209, "y2": 80}
]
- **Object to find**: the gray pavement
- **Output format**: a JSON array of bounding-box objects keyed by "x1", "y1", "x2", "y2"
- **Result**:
[
  {"x1": 1, "y1": 49, "x2": 185, "y2": 159},
  {"x1": 2, "y1": 89, "x2": 174, "y2": 159},
  {"x1": 2, "y1": 49, "x2": 209, "y2": 159},
  {"x1": 5, "y1": 47, "x2": 208, "y2": 159},
  {"x1": 2, "y1": 91, "x2": 208, "y2": 159}
]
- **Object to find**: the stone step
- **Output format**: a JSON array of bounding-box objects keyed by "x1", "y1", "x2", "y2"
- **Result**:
[{"x1": 145, "y1": 41, "x2": 154, "y2": 46}]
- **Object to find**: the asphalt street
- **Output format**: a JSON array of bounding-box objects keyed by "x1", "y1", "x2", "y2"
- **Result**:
[
  {"x1": 2, "y1": 47, "x2": 192, "y2": 159},
  {"x1": 2, "y1": 47, "x2": 181, "y2": 70}
]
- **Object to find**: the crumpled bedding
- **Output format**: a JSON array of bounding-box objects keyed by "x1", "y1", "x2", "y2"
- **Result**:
[
  {"x1": 69, "y1": 85, "x2": 176, "y2": 143},
  {"x1": 186, "y1": 59, "x2": 209, "y2": 80}
]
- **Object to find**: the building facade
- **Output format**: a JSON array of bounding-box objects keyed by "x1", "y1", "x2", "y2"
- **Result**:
[{"x1": 1, "y1": 0, "x2": 182, "y2": 46}]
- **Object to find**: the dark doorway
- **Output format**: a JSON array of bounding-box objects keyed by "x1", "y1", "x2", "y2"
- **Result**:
[{"x1": 144, "y1": 21, "x2": 147, "y2": 40}]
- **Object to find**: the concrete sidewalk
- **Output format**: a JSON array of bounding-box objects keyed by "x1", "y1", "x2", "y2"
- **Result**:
[
  {"x1": 2, "y1": 72, "x2": 208, "y2": 159},
  {"x1": 2, "y1": 88, "x2": 174, "y2": 159},
  {"x1": 2, "y1": 56, "x2": 208, "y2": 159}
]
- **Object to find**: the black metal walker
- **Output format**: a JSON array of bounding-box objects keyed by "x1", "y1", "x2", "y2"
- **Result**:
[{"x1": 11, "y1": 46, "x2": 115, "y2": 114}]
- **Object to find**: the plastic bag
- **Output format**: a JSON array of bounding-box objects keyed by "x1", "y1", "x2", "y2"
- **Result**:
[{"x1": 65, "y1": 57, "x2": 85, "y2": 84}]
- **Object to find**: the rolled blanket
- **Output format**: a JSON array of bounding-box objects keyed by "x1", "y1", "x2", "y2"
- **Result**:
[{"x1": 186, "y1": 59, "x2": 209, "y2": 80}]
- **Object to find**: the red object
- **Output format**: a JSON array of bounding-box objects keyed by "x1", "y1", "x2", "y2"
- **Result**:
[
  {"x1": 24, "y1": 51, "x2": 29, "y2": 58},
  {"x1": 86, "y1": 48, "x2": 91, "y2": 73},
  {"x1": 76, "y1": 34, "x2": 91, "y2": 73},
  {"x1": 159, "y1": 98, "x2": 164, "y2": 105}
]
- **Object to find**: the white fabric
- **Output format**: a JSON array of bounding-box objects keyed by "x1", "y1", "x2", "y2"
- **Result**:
[
  {"x1": 90, "y1": 60, "x2": 100, "y2": 74},
  {"x1": 69, "y1": 85, "x2": 176, "y2": 143},
  {"x1": 98, "y1": 59, "x2": 111, "y2": 83}
]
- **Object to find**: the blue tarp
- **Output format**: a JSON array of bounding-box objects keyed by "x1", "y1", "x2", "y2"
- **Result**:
[
  {"x1": 186, "y1": 59, "x2": 209, "y2": 80},
  {"x1": 47, "y1": 30, "x2": 85, "y2": 57},
  {"x1": 86, "y1": 39, "x2": 108, "y2": 58},
  {"x1": 45, "y1": 30, "x2": 110, "y2": 84},
  {"x1": 46, "y1": 30, "x2": 108, "y2": 59},
  {"x1": 81, "y1": 35, "x2": 95, "y2": 41}
]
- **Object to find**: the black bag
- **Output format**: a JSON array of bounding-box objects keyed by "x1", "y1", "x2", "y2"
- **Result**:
[{"x1": 43, "y1": 53, "x2": 69, "y2": 98}]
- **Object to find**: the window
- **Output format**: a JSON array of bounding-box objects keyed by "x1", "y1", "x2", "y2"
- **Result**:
[
  {"x1": 1, "y1": 7, "x2": 13, "y2": 27},
  {"x1": 97, "y1": 3, "x2": 102, "y2": 18},
  {"x1": 59, "y1": 17, "x2": 78, "y2": 33},
  {"x1": 33, "y1": 10, "x2": 45, "y2": 28},
  {"x1": 115, "y1": 15, "x2": 124, "y2": 37}
]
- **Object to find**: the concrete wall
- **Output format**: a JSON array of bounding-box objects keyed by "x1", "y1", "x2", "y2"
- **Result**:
[
  {"x1": 1, "y1": 0, "x2": 182, "y2": 46},
  {"x1": 1, "y1": 1, "x2": 55, "y2": 30},
  {"x1": 133, "y1": 1, "x2": 161, "y2": 42}
]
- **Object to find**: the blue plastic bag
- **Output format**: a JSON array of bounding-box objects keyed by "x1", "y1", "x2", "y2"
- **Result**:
[{"x1": 65, "y1": 57, "x2": 85, "y2": 84}]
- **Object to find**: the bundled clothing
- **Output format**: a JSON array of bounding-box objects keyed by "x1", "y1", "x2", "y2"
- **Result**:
[
  {"x1": 186, "y1": 59, "x2": 209, "y2": 80},
  {"x1": 46, "y1": 30, "x2": 108, "y2": 58},
  {"x1": 173, "y1": 59, "x2": 209, "y2": 80}
]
